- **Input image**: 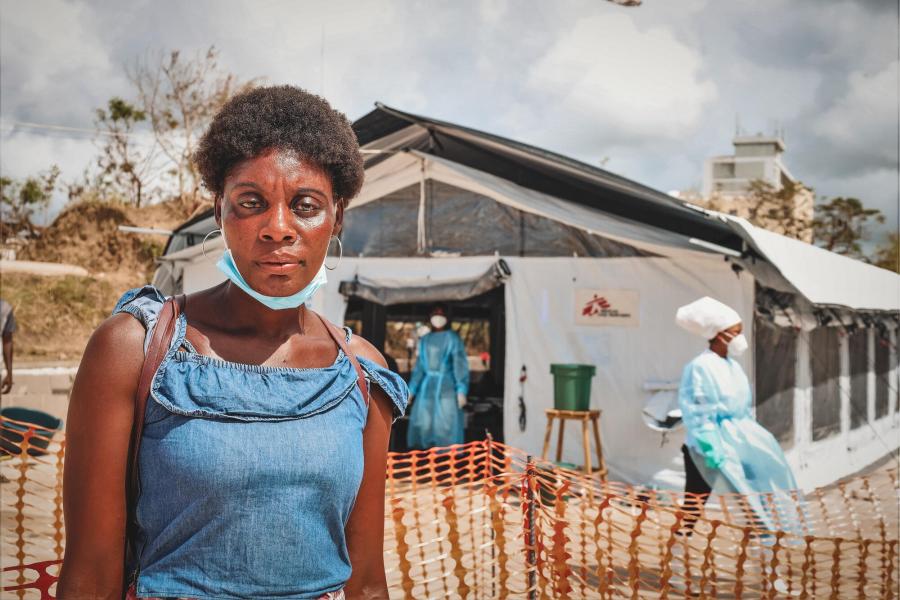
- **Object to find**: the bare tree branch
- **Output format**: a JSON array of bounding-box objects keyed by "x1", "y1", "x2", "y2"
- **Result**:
[{"x1": 127, "y1": 46, "x2": 258, "y2": 210}]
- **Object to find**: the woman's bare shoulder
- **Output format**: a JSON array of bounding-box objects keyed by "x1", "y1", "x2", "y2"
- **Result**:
[
  {"x1": 348, "y1": 334, "x2": 387, "y2": 368},
  {"x1": 90, "y1": 312, "x2": 146, "y2": 357},
  {"x1": 72, "y1": 312, "x2": 147, "y2": 404}
]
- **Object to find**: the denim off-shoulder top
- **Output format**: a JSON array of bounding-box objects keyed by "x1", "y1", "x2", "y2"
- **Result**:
[{"x1": 113, "y1": 286, "x2": 408, "y2": 599}]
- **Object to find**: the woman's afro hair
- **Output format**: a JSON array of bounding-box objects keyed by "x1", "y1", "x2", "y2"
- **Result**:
[{"x1": 194, "y1": 85, "x2": 364, "y2": 204}]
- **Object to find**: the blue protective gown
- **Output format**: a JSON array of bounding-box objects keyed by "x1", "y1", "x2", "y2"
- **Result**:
[
  {"x1": 406, "y1": 330, "x2": 470, "y2": 449},
  {"x1": 678, "y1": 350, "x2": 807, "y2": 535}
]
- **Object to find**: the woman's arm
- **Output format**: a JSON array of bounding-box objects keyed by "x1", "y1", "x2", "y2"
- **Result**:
[
  {"x1": 343, "y1": 338, "x2": 394, "y2": 600},
  {"x1": 56, "y1": 313, "x2": 146, "y2": 599}
]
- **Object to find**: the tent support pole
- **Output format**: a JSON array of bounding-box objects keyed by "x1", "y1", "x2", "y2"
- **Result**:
[{"x1": 417, "y1": 156, "x2": 427, "y2": 254}]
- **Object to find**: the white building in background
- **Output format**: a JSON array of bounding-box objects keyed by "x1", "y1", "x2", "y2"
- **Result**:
[
  {"x1": 700, "y1": 134, "x2": 814, "y2": 242},
  {"x1": 703, "y1": 135, "x2": 792, "y2": 198}
]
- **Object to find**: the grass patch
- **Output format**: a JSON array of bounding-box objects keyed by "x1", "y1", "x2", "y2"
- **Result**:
[{"x1": 1, "y1": 273, "x2": 127, "y2": 360}]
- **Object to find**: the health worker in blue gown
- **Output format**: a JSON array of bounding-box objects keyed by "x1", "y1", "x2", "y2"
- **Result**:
[
  {"x1": 407, "y1": 305, "x2": 470, "y2": 449},
  {"x1": 675, "y1": 296, "x2": 804, "y2": 535}
]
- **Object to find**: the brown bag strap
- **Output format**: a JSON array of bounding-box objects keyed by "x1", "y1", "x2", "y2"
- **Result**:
[
  {"x1": 313, "y1": 310, "x2": 370, "y2": 408},
  {"x1": 127, "y1": 294, "x2": 184, "y2": 505}
]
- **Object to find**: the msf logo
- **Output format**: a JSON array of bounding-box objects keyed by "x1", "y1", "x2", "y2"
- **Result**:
[{"x1": 581, "y1": 294, "x2": 630, "y2": 318}]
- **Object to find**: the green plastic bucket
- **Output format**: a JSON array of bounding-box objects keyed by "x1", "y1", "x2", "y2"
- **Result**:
[{"x1": 550, "y1": 364, "x2": 596, "y2": 411}]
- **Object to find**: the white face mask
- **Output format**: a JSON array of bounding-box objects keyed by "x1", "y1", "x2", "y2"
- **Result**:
[
  {"x1": 216, "y1": 228, "x2": 326, "y2": 310},
  {"x1": 430, "y1": 315, "x2": 448, "y2": 329},
  {"x1": 725, "y1": 333, "x2": 749, "y2": 357}
]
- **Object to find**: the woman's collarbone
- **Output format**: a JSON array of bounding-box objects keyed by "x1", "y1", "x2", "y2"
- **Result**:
[{"x1": 184, "y1": 327, "x2": 339, "y2": 369}]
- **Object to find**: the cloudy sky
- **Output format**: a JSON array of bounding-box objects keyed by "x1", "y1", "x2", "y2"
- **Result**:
[{"x1": 1, "y1": 0, "x2": 897, "y2": 248}]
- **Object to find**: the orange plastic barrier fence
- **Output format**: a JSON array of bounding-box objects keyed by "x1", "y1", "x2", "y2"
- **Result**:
[{"x1": 2, "y1": 418, "x2": 898, "y2": 598}]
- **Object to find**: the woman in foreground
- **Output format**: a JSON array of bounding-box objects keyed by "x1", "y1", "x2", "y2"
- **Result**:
[{"x1": 58, "y1": 86, "x2": 408, "y2": 599}]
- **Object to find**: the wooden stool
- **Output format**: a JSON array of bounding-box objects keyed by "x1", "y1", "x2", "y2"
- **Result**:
[{"x1": 541, "y1": 409, "x2": 608, "y2": 479}]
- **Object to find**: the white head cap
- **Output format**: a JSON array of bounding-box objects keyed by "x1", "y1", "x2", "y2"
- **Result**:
[{"x1": 675, "y1": 296, "x2": 742, "y2": 340}]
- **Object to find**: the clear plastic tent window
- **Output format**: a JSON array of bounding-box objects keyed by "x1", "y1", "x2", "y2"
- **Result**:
[
  {"x1": 810, "y1": 327, "x2": 842, "y2": 442},
  {"x1": 341, "y1": 184, "x2": 420, "y2": 257},
  {"x1": 849, "y1": 328, "x2": 870, "y2": 430},
  {"x1": 875, "y1": 331, "x2": 892, "y2": 419},
  {"x1": 754, "y1": 316, "x2": 796, "y2": 447},
  {"x1": 341, "y1": 180, "x2": 653, "y2": 258}
]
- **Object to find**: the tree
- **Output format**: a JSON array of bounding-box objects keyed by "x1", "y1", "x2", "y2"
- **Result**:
[
  {"x1": 873, "y1": 232, "x2": 899, "y2": 273},
  {"x1": 705, "y1": 178, "x2": 814, "y2": 242},
  {"x1": 812, "y1": 197, "x2": 885, "y2": 259},
  {"x1": 94, "y1": 97, "x2": 155, "y2": 207},
  {"x1": 747, "y1": 179, "x2": 814, "y2": 241},
  {"x1": 0, "y1": 166, "x2": 61, "y2": 238},
  {"x1": 128, "y1": 46, "x2": 257, "y2": 207}
]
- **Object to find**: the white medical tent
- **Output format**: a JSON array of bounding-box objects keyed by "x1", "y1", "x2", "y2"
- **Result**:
[{"x1": 153, "y1": 104, "x2": 899, "y2": 492}]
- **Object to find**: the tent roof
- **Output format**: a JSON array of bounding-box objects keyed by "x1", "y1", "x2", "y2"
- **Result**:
[
  {"x1": 162, "y1": 207, "x2": 216, "y2": 256},
  {"x1": 354, "y1": 103, "x2": 744, "y2": 253},
  {"x1": 354, "y1": 104, "x2": 899, "y2": 314},
  {"x1": 358, "y1": 150, "x2": 711, "y2": 257},
  {"x1": 727, "y1": 217, "x2": 899, "y2": 313}
]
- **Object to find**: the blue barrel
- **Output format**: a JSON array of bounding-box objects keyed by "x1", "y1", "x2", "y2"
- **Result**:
[{"x1": 1, "y1": 407, "x2": 63, "y2": 457}]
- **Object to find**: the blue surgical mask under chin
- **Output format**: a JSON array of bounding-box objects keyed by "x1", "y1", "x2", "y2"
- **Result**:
[{"x1": 215, "y1": 249, "x2": 327, "y2": 310}]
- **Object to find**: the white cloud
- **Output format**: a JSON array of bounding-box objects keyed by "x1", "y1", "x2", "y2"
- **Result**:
[
  {"x1": 0, "y1": 130, "x2": 97, "y2": 223},
  {"x1": 200, "y1": 0, "x2": 432, "y2": 118},
  {"x1": 812, "y1": 61, "x2": 899, "y2": 174},
  {"x1": 525, "y1": 13, "x2": 717, "y2": 143},
  {"x1": 0, "y1": 0, "x2": 895, "y2": 240},
  {"x1": 478, "y1": 0, "x2": 510, "y2": 25},
  {"x1": 0, "y1": 0, "x2": 124, "y2": 125}
]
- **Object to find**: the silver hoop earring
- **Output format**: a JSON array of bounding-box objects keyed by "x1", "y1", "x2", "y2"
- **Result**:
[
  {"x1": 201, "y1": 229, "x2": 222, "y2": 259},
  {"x1": 325, "y1": 236, "x2": 343, "y2": 270}
]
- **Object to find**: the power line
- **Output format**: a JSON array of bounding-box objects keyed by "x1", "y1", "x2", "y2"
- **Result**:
[{"x1": 0, "y1": 119, "x2": 149, "y2": 139}]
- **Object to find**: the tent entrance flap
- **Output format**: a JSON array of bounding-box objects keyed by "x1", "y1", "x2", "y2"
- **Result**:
[
  {"x1": 344, "y1": 284, "x2": 507, "y2": 453},
  {"x1": 338, "y1": 259, "x2": 510, "y2": 305}
]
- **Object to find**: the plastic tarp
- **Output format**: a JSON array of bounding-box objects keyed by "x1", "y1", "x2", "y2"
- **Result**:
[
  {"x1": 356, "y1": 151, "x2": 714, "y2": 258},
  {"x1": 727, "y1": 216, "x2": 900, "y2": 312},
  {"x1": 343, "y1": 180, "x2": 651, "y2": 258},
  {"x1": 355, "y1": 104, "x2": 744, "y2": 251},
  {"x1": 428, "y1": 180, "x2": 652, "y2": 257},
  {"x1": 874, "y1": 332, "x2": 892, "y2": 419},
  {"x1": 848, "y1": 329, "x2": 869, "y2": 430},
  {"x1": 342, "y1": 184, "x2": 420, "y2": 256},
  {"x1": 310, "y1": 253, "x2": 755, "y2": 489},
  {"x1": 312, "y1": 256, "x2": 502, "y2": 323},
  {"x1": 161, "y1": 211, "x2": 220, "y2": 256},
  {"x1": 498, "y1": 255, "x2": 756, "y2": 489},
  {"x1": 810, "y1": 327, "x2": 842, "y2": 442},
  {"x1": 338, "y1": 259, "x2": 509, "y2": 305},
  {"x1": 753, "y1": 316, "x2": 797, "y2": 447},
  {"x1": 155, "y1": 234, "x2": 229, "y2": 295}
]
